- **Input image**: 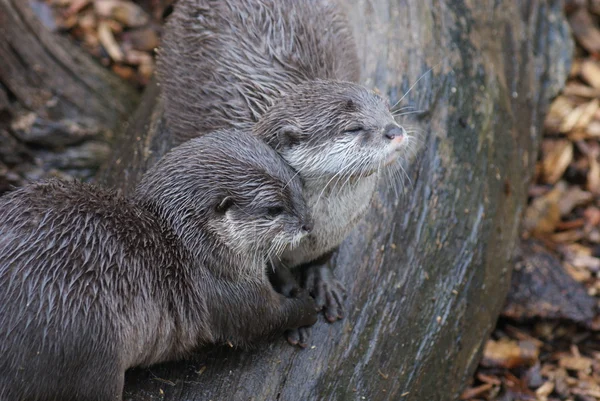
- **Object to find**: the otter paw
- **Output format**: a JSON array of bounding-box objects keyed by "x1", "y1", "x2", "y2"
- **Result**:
[
  {"x1": 305, "y1": 266, "x2": 346, "y2": 323},
  {"x1": 286, "y1": 327, "x2": 312, "y2": 348}
]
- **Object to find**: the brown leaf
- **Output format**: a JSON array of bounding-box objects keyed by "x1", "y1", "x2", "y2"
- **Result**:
[
  {"x1": 563, "y1": 82, "x2": 600, "y2": 99},
  {"x1": 563, "y1": 262, "x2": 593, "y2": 282},
  {"x1": 460, "y1": 383, "x2": 493, "y2": 400},
  {"x1": 551, "y1": 229, "x2": 584, "y2": 243},
  {"x1": 98, "y1": 21, "x2": 123, "y2": 62},
  {"x1": 542, "y1": 140, "x2": 573, "y2": 184},
  {"x1": 476, "y1": 373, "x2": 502, "y2": 386},
  {"x1": 581, "y1": 61, "x2": 600, "y2": 90},
  {"x1": 481, "y1": 339, "x2": 540, "y2": 369},
  {"x1": 569, "y1": 7, "x2": 600, "y2": 54},
  {"x1": 588, "y1": 155, "x2": 600, "y2": 195},
  {"x1": 558, "y1": 186, "x2": 593, "y2": 216},
  {"x1": 544, "y1": 96, "x2": 575, "y2": 133},
  {"x1": 586, "y1": 121, "x2": 600, "y2": 137},
  {"x1": 524, "y1": 182, "x2": 565, "y2": 236},
  {"x1": 65, "y1": 0, "x2": 90, "y2": 17},
  {"x1": 559, "y1": 356, "x2": 593, "y2": 372},
  {"x1": 535, "y1": 381, "x2": 555, "y2": 398},
  {"x1": 111, "y1": 2, "x2": 149, "y2": 28}
]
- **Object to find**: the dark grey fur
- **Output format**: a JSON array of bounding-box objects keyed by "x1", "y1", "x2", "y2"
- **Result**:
[
  {"x1": 158, "y1": 0, "x2": 410, "y2": 340},
  {"x1": 0, "y1": 131, "x2": 317, "y2": 401}
]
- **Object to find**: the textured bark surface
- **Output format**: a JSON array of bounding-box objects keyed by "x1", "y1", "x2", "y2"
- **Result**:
[
  {"x1": 0, "y1": 0, "x2": 139, "y2": 193},
  {"x1": 101, "y1": 0, "x2": 573, "y2": 400}
]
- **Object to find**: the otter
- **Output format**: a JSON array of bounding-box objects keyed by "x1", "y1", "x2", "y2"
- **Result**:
[
  {"x1": 0, "y1": 131, "x2": 317, "y2": 401},
  {"x1": 158, "y1": 0, "x2": 412, "y2": 346},
  {"x1": 158, "y1": 0, "x2": 360, "y2": 142}
]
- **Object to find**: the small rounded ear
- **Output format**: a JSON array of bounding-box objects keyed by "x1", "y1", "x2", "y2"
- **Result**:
[
  {"x1": 276, "y1": 125, "x2": 303, "y2": 148},
  {"x1": 216, "y1": 196, "x2": 234, "y2": 213}
]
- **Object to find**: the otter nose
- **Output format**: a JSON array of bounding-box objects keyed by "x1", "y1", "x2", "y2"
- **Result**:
[
  {"x1": 302, "y1": 222, "x2": 313, "y2": 233},
  {"x1": 384, "y1": 124, "x2": 405, "y2": 140}
]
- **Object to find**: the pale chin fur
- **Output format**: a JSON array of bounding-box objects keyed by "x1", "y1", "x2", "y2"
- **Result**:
[
  {"x1": 383, "y1": 135, "x2": 411, "y2": 167},
  {"x1": 278, "y1": 130, "x2": 413, "y2": 268},
  {"x1": 283, "y1": 135, "x2": 394, "y2": 181}
]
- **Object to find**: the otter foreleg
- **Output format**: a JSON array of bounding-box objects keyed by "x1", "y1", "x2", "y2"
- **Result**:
[
  {"x1": 302, "y1": 254, "x2": 346, "y2": 323},
  {"x1": 210, "y1": 279, "x2": 318, "y2": 348},
  {"x1": 267, "y1": 261, "x2": 315, "y2": 348}
]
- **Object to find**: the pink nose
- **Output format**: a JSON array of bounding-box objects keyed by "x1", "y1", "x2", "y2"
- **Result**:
[{"x1": 384, "y1": 124, "x2": 405, "y2": 140}]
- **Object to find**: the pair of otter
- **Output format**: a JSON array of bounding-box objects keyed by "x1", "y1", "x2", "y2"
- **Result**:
[
  {"x1": 159, "y1": 0, "x2": 409, "y2": 345},
  {"x1": 0, "y1": 0, "x2": 411, "y2": 399}
]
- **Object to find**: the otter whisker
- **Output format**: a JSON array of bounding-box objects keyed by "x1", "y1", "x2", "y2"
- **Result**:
[
  {"x1": 392, "y1": 109, "x2": 424, "y2": 117},
  {"x1": 314, "y1": 159, "x2": 357, "y2": 207},
  {"x1": 391, "y1": 61, "x2": 443, "y2": 109}
]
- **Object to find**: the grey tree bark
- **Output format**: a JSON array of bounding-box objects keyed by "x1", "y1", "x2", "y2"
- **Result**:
[
  {"x1": 4, "y1": 0, "x2": 573, "y2": 400},
  {"x1": 0, "y1": 0, "x2": 139, "y2": 193}
]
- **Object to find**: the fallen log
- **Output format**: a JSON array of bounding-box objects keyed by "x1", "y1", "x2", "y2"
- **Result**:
[{"x1": 16, "y1": 0, "x2": 573, "y2": 399}]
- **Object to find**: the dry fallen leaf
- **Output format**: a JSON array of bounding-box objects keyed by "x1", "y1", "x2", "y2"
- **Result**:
[
  {"x1": 97, "y1": 20, "x2": 123, "y2": 62},
  {"x1": 581, "y1": 60, "x2": 600, "y2": 89},
  {"x1": 545, "y1": 96, "x2": 575, "y2": 133},
  {"x1": 569, "y1": 7, "x2": 600, "y2": 54},
  {"x1": 459, "y1": 383, "x2": 493, "y2": 400},
  {"x1": 542, "y1": 140, "x2": 573, "y2": 184},
  {"x1": 535, "y1": 381, "x2": 555, "y2": 398},
  {"x1": 481, "y1": 339, "x2": 540, "y2": 369},
  {"x1": 559, "y1": 355, "x2": 593, "y2": 372},
  {"x1": 111, "y1": 2, "x2": 150, "y2": 27},
  {"x1": 558, "y1": 186, "x2": 593, "y2": 216},
  {"x1": 524, "y1": 182, "x2": 566, "y2": 236}
]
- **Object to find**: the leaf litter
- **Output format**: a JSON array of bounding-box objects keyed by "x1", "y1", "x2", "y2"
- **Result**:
[{"x1": 463, "y1": 2, "x2": 600, "y2": 400}]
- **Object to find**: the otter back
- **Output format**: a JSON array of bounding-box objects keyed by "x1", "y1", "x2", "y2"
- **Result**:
[{"x1": 158, "y1": 0, "x2": 360, "y2": 143}]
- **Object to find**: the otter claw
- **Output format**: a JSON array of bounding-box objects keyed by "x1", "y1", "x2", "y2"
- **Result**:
[
  {"x1": 305, "y1": 266, "x2": 346, "y2": 323},
  {"x1": 286, "y1": 327, "x2": 312, "y2": 348}
]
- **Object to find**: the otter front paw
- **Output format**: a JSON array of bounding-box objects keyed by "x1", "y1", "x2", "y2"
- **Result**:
[
  {"x1": 284, "y1": 290, "x2": 318, "y2": 348},
  {"x1": 286, "y1": 327, "x2": 312, "y2": 348},
  {"x1": 305, "y1": 266, "x2": 346, "y2": 323}
]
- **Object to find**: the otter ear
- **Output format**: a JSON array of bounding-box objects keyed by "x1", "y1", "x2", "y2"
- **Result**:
[
  {"x1": 276, "y1": 125, "x2": 302, "y2": 148},
  {"x1": 216, "y1": 196, "x2": 234, "y2": 213}
]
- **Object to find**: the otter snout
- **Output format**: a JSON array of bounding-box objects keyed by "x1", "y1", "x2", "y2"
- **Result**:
[{"x1": 384, "y1": 124, "x2": 405, "y2": 141}]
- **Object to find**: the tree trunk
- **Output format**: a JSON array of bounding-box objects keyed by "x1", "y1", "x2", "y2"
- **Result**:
[
  {"x1": 7, "y1": 0, "x2": 569, "y2": 399},
  {"x1": 0, "y1": 0, "x2": 139, "y2": 193},
  {"x1": 99, "y1": 0, "x2": 573, "y2": 400}
]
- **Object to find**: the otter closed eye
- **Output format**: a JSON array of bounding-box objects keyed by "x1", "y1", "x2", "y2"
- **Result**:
[
  {"x1": 267, "y1": 206, "x2": 285, "y2": 216},
  {"x1": 344, "y1": 126, "x2": 364, "y2": 134}
]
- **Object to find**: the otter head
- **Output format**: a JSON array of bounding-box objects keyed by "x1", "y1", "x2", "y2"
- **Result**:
[
  {"x1": 253, "y1": 80, "x2": 408, "y2": 181},
  {"x1": 135, "y1": 130, "x2": 311, "y2": 261}
]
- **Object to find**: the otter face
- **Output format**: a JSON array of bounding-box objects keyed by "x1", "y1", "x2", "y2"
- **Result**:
[
  {"x1": 254, "y1": 81, "x2": 409, "y2": 181},
  {"x1": 135, "y1": 130, "x2": 312, "y2": 262},
  {"x1": 215, "y1": 178, "x2": 312, "y2": 258},
  {"x1": 196, "y1": 130, "x2": 313, "y2": 259}
]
